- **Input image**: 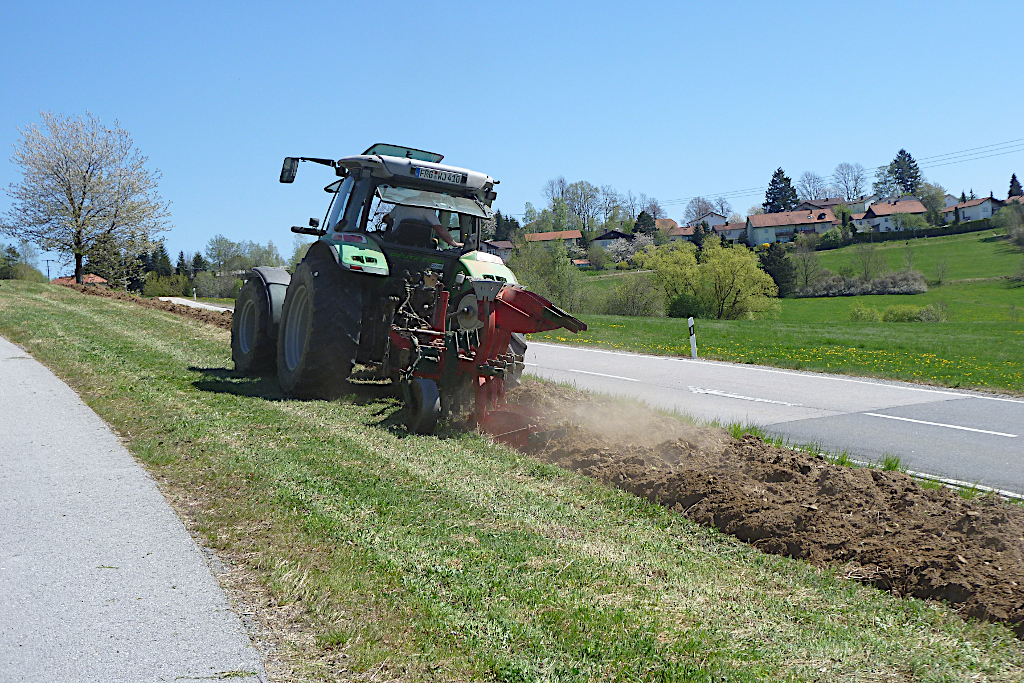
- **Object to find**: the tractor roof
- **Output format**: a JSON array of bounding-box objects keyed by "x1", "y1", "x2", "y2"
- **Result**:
[{"x1": 338, "y1": 151, "x2": 497, "y2": 193}]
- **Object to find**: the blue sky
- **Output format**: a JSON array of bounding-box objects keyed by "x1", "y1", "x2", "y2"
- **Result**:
[{"x1": 2, "y1": 1, "x2": 1021, "y2": 274}]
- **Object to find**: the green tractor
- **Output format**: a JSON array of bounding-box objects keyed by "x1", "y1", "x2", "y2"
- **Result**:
[{"x1": 232, "y1": 144, "x2": 584, "y2": 440}]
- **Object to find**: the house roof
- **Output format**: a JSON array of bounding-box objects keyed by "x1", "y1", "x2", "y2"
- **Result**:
[
  {"x1": 747, "y1": 208, "x2": 836, "y2": 228},
  {"x1": 941, "y1": 197, "x2": 1004, "y2": 213},
  {"x1": 52, "y1": 274, "x2": 107, "y2": 285},
  {"x1": 851, "y1": 212, "x2": 866, "y2": 220},
  {"x1": 654, "y1": 218, "x2": 678, "y2": 231},
  {"x1": 1006, "y1": 195, "x2": 1024, "y2": 205},
  {"x1": 686, "y1": 211, "x2": 726, "y2": 227},
  {"x1": 571, "y1": 259, "x2": 591, "y2": 266},
  {"x1": 593, "y1": 230, "x2": 632, "y2": 241},
  {"x1": 864, "y1": 199, "x2": 927, "y2": 218},
  {"x1": 794, "y1": 197, "x2": 848, "y2": 210},
  {"x1": 523, "y1": 230, "x2": 582, "y2": 242},
  {"x1": 714, "y1": 222, "x2": 745, "y2": 233},
  {"x1": 668, "y1": 225, "x2": 695, "y2": 236},
  {"x1": 483, "y1": 239, "x2": 514, "y2": 249}
]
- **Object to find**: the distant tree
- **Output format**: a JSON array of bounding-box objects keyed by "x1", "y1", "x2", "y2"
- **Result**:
[
  {"x1": 969, "y1": 188, "x2": 977, "y2": 200},
  {"x1": 852, "y1": 244, "x2": 889, "y2": 281},
  {"x1": 683, "y1": 197, "x2": 715, "y2": 224},
  {"x1": 691, "y1": 221, "x2": 715, "y2": 249},
  {"x1": 205, "y1": 234, "x2": 242, "y2": 274},
  {"x1": 796, "y1": 171, "x2": 829, "y2": 200},
  {"x1": 747, "y1": 204, "x2": 764, "y2": 216},
  {"x1": 642, "y1": 197, "x2": 665, "y2": 220},
  {"x1": 727, "y1": 211, "x2": 744, "y2": 224},
  {"x1": 191, "y1": 252, "x2": 209, "y2": 274},
  {"x1": 564, "y1": 180, "x2": 601, "y2": 230},
  {"x1": 757, "y1": 243, "x2": 796, "y2": 297},
  {"x1": 889, "y1": 149, "x2": 922, "y2": 195},
  {"x1": 832, "y1": 162, "x2": 868, "y2": 200},
  {"x1": 587, "y1": 243, "x2": 609, "y2": 270},
  {"x1": 634, "y1": 210, "x2": 657, "y2": 234},
  {"x1": 175, "y1": 250, "x2": 188, "y2": 275},
  {"x1": 891, "y1": 213, "x2": 929, "y2": 235},
  {"x1": 0, "y1": 112, "x2": 170, "y2": 284},
  {"x1": 84, "y1": 232, "x2": 142, "y2": 290},
  {"x1": 762, "y1": 168, "x2": 798, "y2": 213},
  {"x1": 493, "y1": 211, "x2": 520, "y2": 241},
  {"x1": 792, "y1": 237, "x2": 822, "y2": 289},
  {"x1": 916, "y1": 182, "x2": 947, "y2": 225},
  {"x1": 959, "y1": 191, "x2": 967, "y2": 204},
  {"x1": 872, "y1": 165, "x2": 900, "y2": 198},
  {"x1": 151, "y1": 243, "x2": 173, "y2": 277},
  {"x1": 712, "y1": 197, "x2": 733, "y2": 217},
  {"x1": 1010, "y1": 173, "x2": 1023, "y2": 198}
]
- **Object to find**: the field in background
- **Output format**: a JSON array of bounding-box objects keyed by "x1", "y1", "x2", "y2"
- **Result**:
[
  {"x1": 556, "y1": 231, "x2": 1024, "y2": 392},
  {"x1": 3, "y1": 280, "x2": 1023, "y2": 681}
]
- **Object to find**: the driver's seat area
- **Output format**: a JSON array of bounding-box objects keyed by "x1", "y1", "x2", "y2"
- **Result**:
[{"x1": 386, "y1": 219, "x2": 436, "y2": 249}]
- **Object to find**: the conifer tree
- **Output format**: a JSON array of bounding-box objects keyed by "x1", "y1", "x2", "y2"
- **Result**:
[
  {"x1": 889, "y1": 149, "x2": 922, "y2": 195},
  {"x1": 176, "y1": 250, "x2": 188, "y2": 275},
  {"x1": 959, "y1": 191, "x2": 967, "y2": 204},
  {"x1": 151, "y1": 243, "x2": 173, "y2": 277},
  {"x1": 762, "y1": 168, "x2": 798, "y2": 213},
  {"x1": 1010, "y1": 173, "x2": 1023, "y2": 198}
]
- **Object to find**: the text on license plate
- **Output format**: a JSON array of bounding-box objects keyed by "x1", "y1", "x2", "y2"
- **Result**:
[{"x1": 414, "y1": 167, "x2": 465, "y2": 184}]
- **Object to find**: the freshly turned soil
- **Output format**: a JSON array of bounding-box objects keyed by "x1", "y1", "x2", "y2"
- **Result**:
[
  {"x1": 508, "y1": 380, "x2": 1024, "y2": 636},
  {"x1": 63, "y1": 284, "x2": 233, "y2": 329}
]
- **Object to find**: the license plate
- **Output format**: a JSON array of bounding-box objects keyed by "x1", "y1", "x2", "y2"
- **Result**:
[{"x1": 414, "y1": 167, "x2": 466, "y2": 184}]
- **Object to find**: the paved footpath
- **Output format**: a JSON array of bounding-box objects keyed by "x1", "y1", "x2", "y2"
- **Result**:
[{"x1": 0, "y1": 335, "x2": 266, "y2": 682}]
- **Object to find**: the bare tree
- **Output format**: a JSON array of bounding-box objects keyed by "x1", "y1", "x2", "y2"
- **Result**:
[
  {"x1": 747, "y1": 204, "x2": 765, "y2": 216},
  {"x1": 712, "y1": 197, "x2": 733, "y2": 217},
  {"x1": 599, "y1": 185, "x2": 621, "y2": 223},
  {"x1": 832, "y1": 162, "x2": 867, "y2": 200},
  {"x1": 683, "y1": 197, "x2": 715, "y2": 224},
  {"x1": 542, "y1": 176, "x2": 568, "y2": 205},
  {"x1": 2, "y1": 112, "x2": 170, "y2": 283},
  {"x1": 792, "y1": 243, "x2": 821, "y2": 289},
  {"x1": 852, "y1": 244, "x2": 889, "y2": 281},
  {"x1": 643, "y1": 196, "x2": 665, "y2": 220},
  {"x1": 622, "y1": 191, "x2": 642, "y2": 220},
  {"x1": 796, "y1": 171, "x2": 829, "y2": 200}
]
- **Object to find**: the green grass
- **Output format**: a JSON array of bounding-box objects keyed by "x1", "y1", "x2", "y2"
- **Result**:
[
  {"x1": 816, "y1": 230, "x2": 1022, "y2": 282},
  {"x1": 3, "y1": 281, "x2": 1024, "y2": 682}
]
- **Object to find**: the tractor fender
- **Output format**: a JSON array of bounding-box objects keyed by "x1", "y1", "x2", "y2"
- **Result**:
[{"x1": 249, "y1": 266, "x2": 291, "y2": 335}]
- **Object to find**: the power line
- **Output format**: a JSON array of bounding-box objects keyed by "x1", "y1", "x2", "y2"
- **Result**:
[{"x1": 501, "y1": 138, "x2": 1024, "y2": 217}]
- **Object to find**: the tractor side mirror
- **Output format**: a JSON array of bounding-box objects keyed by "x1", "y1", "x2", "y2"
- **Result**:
[
  {"x1": 280, "y1": 157, "x2": 299, "y2": 183},
  {"x1": 309, "y1": 218, "x2": 320, "y2": 228}
]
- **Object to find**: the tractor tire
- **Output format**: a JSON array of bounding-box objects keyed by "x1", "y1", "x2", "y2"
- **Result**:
[
  {"x1": 506, "y1": 332, "x2": 527, "y2": 389},
  {"x1": 404, "y1": 378, "x2": 441, "y2": 434},
  {"x1": 232, "y1": 277, "x2": 277, "y2": 376},
  {"x1": 276, "y1": 252, "x2": 363, "y2": 399}
]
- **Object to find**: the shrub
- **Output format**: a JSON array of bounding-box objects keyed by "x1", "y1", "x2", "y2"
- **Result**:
[
  {"x1": 667, "y1": 292, "x2": 710, "y2": 319},
  {"x1": 818, "y1": 227, "x2": 845, "y2": 250},
  {"x1": 918, "y1": 302, "x2": 948, "y2": 322},
  {"x1": 881, "y1": 304, "x2": 923, "y2": 322},
  {"x1": 795, "y1": 270, "x2": 927, "y2": 297},
  {"x1": 605, "y1": 273, "x2": 663, "y2": 316},
  {"x1": 849, "y1": 303, "x2": 882, "y2": 322},
  {"x1": 194, "y1": 271, "x2": 243, "y2": 298}
]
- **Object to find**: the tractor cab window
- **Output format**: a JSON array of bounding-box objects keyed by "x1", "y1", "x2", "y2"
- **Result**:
[
  {"x1": 325, "y1": 176, "x2": 355, "y2": 231},
  {"x1": 365, "y1": 183, "x2": 489, "y2": 250}
]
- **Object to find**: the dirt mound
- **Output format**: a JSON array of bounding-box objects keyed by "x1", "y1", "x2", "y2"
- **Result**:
[
  {"x1": 63, "y1": 284, "x2": 233, "y2": 329},
  {"x1": 509, "y1": 380, "x2": 1024, "y2": 636}
]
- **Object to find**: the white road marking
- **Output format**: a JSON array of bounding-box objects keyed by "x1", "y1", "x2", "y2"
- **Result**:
[
  {"x1": 688, "y1": 386, "x2": 803, "y2": 406},
  {"x1": 863, "y1": 412, "x2": 1018, "y2": 438},
  {"x1": 529, "y1": 341, "x2": 1024, "y2": 404},
  {"x1": 524, "y1": 363, "x2": 639, "y2": 382}
]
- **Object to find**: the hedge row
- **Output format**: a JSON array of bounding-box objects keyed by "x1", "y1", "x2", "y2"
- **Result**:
[{"x1": 850, "y1": 218, "x2": 991, "y2": 243}]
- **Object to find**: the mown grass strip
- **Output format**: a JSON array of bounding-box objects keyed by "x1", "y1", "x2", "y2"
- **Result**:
[{"x1": 3, "y1": 281, "x2": 1024, "y2": 682}]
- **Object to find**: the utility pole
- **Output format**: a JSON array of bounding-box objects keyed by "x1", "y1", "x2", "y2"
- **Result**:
[{"x1": 44, "y1": 259, "x2": 56, "y2": 281}]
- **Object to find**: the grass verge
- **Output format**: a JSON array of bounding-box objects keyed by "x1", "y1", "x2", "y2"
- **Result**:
[{"x1": 2, "y1": 281, "x2": 1024, "y2": 681}]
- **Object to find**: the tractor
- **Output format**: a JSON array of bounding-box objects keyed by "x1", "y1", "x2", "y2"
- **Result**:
[{"x1": 232, "y1": 144, "x2": 586, "y2": 444}]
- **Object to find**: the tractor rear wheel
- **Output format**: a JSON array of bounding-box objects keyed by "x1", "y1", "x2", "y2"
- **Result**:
[
  {"x1": 276, "y1": 251, "x2": 363, "y2": 398},
  {"x1": 232, "y1": 277, "x2": 276, "y2": 375}
]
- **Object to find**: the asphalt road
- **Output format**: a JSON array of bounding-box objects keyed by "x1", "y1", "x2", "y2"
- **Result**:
[
  {"x1": 525, "y1": 341, "x2": 1024, "y2": 496},
  {"x1": 0, "y1": 335, "x2": 265, "y2": 682}
]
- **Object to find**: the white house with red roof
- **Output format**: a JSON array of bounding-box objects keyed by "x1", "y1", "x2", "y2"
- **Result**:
[
  {"x1": 523, "y1": 230, "x2": 582, "y2": 247},
  {"x1": 861, "y1": 198, "x2": 927, "y2": 232},
  {"x1": 744, "y1": 209, "x2": 836, "y2": 245},
  {"x1": 714, "y1": 222, "x2": 746, "y2": 243},
  {"x1": 942, "y1": 196, "x2": 1004, "y2": 223},
  {"x1": 685, "y1": 211, "x2": 727, "y2": 229}
]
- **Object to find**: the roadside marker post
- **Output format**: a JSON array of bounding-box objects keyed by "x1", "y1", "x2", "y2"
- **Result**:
[
  {"x1": 688, "y1": 317, "x2": 698, "y2": 359},
  {"x1": 193, "y1": 287, "x2": 197, "y2": 301}
]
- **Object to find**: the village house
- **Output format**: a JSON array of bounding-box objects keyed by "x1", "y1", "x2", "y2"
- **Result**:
[
  {"x1": 667, "y1": 225, "x2": 696, "y2": 242},
  {"x1": 481, "y1": 239, "x2": 514, "y2": 262},
  {"x1": 685, "y1": 211, "x2": 727, "y2": 229},
  {"x1": 744, "y1": 208, "x2": 836, "y2": 245},
  {"x1": 522, "y1": 229, "x2": 582, "y2": 248},
  {"x1": 860, "y1": 198, "x2": 927, "y2": 232},
  {"x1": 942, "y1": 196, "x2": 1004, "y2": 223},
  {"x1": 590, "y1": 229, "x2": 632, "y2": 249},
  {"x1": 714, "y1": 222, "x2": 746, "y2": 243}
]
